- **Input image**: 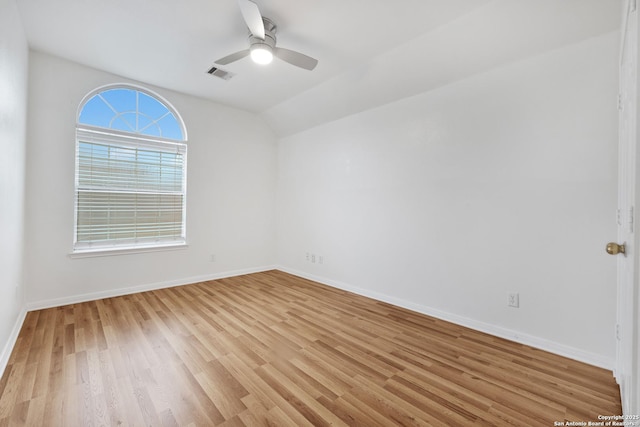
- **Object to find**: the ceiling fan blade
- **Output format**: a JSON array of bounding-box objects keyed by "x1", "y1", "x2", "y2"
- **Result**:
[
  {"x1": 237, "y1": 0, "x2": 265, "y2": 39},
  {"x1": 215, "y1": 49, "x2": 250, "y2": 65},
  {"x1": 274, "y1": 48, "x2": 318, "y2": 71}
]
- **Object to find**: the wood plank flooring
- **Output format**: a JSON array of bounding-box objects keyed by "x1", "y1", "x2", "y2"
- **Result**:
[{"x1": 0, "y1": 270, "x2": 622, "y2": 426}]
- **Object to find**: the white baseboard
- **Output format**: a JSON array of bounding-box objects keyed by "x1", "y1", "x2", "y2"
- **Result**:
[
  {"x1": 10, "y1": 265, "x2": 613, "y2": 379},
  {"x1": 0, "y1": 306, "x2": 28, "y2": 380},
  {"x1": 276, "y1": 266, "x2": 614, "y2": 370},
  {"x1": 26, "y1": 265, "x2": 278, "y2": 311}
]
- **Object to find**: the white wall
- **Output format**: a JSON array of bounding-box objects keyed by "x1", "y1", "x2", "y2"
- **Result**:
[
  {"x1": 24, "y1": 51, "x2": 277, "y2": 307},
  {"x1": 0, "y1": 0, "x2": 28, "y2": 371},
  {"x1": 277, "y1": 32, "x2": 619, "y2": 368}
]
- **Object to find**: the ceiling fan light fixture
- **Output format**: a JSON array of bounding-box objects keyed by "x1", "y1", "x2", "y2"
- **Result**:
[
  {"x1": 250, "y1": 44, "x2": 273, "y2": 65},
  {"x1": 213, "y1": 1, "x2": 317, "y2": 71}
]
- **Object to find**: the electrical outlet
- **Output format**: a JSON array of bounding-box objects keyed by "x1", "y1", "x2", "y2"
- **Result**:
[
  {"x1": 311, "y1": 254, "x2": 316, "y2": 263},
  {"x1": 306, "y1": 252, "x2": 309, "y2": 261},
  {"x1": 508, "y1": 293, "x2": 519, "y2": 308},
  {"x1": 209, "y1": 254, "x2": 216, "y2": 262},
  {"x1": 319, "y1": 255, "x2": 324, "y2": 265}
]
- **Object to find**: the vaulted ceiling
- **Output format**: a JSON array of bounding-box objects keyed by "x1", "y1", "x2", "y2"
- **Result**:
[{"x1": 17, "y1": 0, "x2": 621, "y2": 136}]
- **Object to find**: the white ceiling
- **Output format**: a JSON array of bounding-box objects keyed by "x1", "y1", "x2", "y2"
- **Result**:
[{"x1": 17, "y1": 0, "x2": 622, "y2": 135}]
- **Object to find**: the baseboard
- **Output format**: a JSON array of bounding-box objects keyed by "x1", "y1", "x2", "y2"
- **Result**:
[
  {"x1": 0, "y1": 306, "x2": 28, "y2": 380},
  {"x1": 276, "y1": 266, "x2": 614, "y2": 370},
  {"x1": 26, "y1": 265, "x2": 278, "y2": 311},
  {"x1": 17, "y1": 265, "x2": 614, "y2": 371}
]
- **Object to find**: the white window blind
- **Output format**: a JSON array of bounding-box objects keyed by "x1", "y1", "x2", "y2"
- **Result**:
[{"x1": 74, "y1": 128, "x2": 187, "y2": 251}]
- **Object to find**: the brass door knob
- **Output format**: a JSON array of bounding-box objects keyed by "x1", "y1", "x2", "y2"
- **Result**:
[{"x1": 606, "y1": 242, "x2": 626, "y2": 255}]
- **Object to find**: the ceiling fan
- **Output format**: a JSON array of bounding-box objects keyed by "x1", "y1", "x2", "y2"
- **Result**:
[{"x1": 214, "y1": 0, "x2": 318, "y2": 71}]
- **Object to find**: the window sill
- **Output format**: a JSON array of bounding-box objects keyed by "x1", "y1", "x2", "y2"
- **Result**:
[{"x1": 69, "y1": 243, "x2": 188, "y2": 258}]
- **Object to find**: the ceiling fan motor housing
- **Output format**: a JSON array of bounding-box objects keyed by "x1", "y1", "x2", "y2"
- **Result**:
[
  {"x1": 249, "y1": 34, "x2": 275, "y2": 55},
  {"x1": 249, "y1": 17, "x2": 276, "y2": 53}
]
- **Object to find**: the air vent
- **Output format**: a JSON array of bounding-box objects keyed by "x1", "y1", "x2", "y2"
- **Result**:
[{"x1": 207, "y1": 66, "x2": 235, "y2": 81}]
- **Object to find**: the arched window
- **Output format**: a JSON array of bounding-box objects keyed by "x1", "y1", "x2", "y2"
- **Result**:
[{"x1": 74, "y1": 85, "x2": 187, "y2": 253}]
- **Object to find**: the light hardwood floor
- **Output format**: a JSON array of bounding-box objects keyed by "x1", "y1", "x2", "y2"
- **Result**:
[{"x1": 0, "y1": 270, "x2": 622, "y2": 426}]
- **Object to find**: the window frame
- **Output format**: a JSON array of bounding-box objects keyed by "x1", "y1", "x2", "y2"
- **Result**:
[{"x1": 72, "y1": 84, "x2": 188, "y2": 256}]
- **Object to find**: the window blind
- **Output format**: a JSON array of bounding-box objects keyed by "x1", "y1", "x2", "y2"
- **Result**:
[{"x1": 74, "y1": 129, "x2": 187, "y2": 251}]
